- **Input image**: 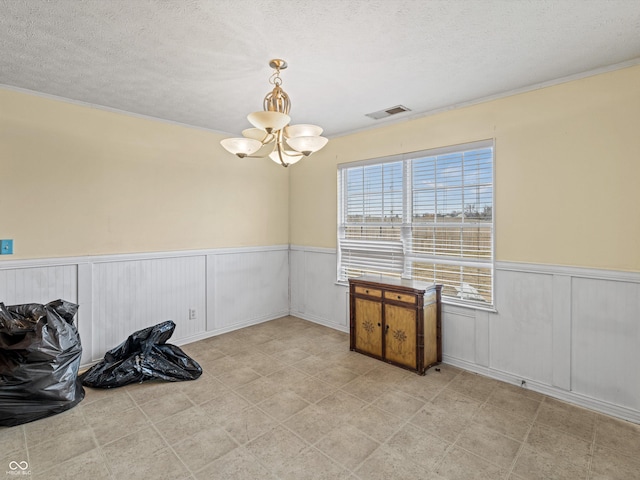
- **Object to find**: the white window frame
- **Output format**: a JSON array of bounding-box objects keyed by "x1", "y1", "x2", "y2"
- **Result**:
[{"x1": 337, "y1": 139, "x2": 495, "y2": 309}]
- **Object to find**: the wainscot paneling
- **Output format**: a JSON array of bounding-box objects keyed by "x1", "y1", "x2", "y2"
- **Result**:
[
  {"x1": 289, "y1": 246, "x2": 640, "y2": 424},
  {"x1": 0, "y1": 246, "x2": 289, "y2": 367},
  {"x1": 289, "y1": 246, "x2": 348, "y2": 332},
  {"x1": 0, "y1": 263, "x2": 78, "y2": 305}
]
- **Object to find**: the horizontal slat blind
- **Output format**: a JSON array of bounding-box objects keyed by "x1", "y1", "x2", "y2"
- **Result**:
[
  {"x1": 338, "y1": 141, "x2": 494, "y2": 307},
  {"x1": 338, "y1": 161, "x2": 405, "y2": 280}
]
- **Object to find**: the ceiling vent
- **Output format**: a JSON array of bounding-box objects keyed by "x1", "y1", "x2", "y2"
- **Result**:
[{"x1": 365, "y1": 105, "x2": 411, "y2": 120}]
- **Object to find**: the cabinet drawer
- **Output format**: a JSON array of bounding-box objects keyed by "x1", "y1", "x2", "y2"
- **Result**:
[
  {"x1": 384, "y1": 291, "x2": 417, "y2": 304},
  {"x1": 355, "y1": 286, "x2": 382, "y2": 298}
]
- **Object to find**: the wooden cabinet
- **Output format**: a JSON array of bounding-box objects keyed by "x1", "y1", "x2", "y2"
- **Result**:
[{"x1": 349, "y1": 275, "x2": 441, "y2": 375}]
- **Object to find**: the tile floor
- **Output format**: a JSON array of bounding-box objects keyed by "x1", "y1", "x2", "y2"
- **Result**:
[{"x1": 1, "y1": 316, "x2": 639, "y2": 480}]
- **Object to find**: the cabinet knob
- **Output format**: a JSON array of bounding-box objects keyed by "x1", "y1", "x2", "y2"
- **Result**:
[
  {"x1": 397, "y1": 295, "x2": 401, "y2": 300},
  {"x1": 385, "y1": 325, "x2": 390, "y2": 333},
  {"x1": 365, "y1": 289, "x2": 369, "y2": 294},
  {"x1": 377, "y1": 322, "x2": 381, "y2": 327}
]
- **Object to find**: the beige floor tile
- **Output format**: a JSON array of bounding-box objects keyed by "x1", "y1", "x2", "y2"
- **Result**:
[
  {"x1": 334, "y1": 351, "x2": 380, "y2": 375},
  {"x1": 255, "y1": 338, "x2": 290, "y2": 355},
  {"x1": 102, "y1": 426, "x2": 189, "y2": 479},
  {"x1": 245, "y1": 425, "x2": 309, "y2": 474},
  {"x1": 258, "y1": 390, "x2": 310, "y2": 422},
  {"x1": 176, "y1": 372, "x2": 229, "y2": 405},
  {"x1": 448, "y1": 370, "x2": 499, "y2": 402},
  {"x1": 511, "y1": 444, "x2": 588, "y2": 480},
  {"x1": 363, "y1": 364, "x2": 412, "y2": 385},
  {"x1": 526, "y1": 423, "x2": 592, "y2": 468},
  {"x1": 194, "y1": 446, "x2": 278, "y2": 480},
  {"x1": 216, "y1": 366, "x2": 262, "y2": 389},
  {"x1": 222, "y1": 406, "x2": 278, "y2": 444},
  {"x1": 472, "y1": 404, "x2": 533, "y2": 441},
  {"x1": 535, "y1": 398, "x2": 595, "y2": 442},
  {"x1": 373, "y1": 390, "x2": 426, "y2": 420},
  {"x1": 387, "y1": 423, "x2": 450, "y2": 472},
  {"x1": 28, "y1": 427, "x2": 97, "y2": 473},
  {"x1": 435, "y1": 446, "x2": 507, "y2": 480},
  {"x1": 80, "y1": 389, "x2": 136, "y2": 417},
  {"x1": 278, "y1": 446, "x2": 351, "y2": 480},
  {"x1": 410, "y1": 403, "x2": 471, "y2": 442},
  {"x1": 594, "y1": 413, "x2": 640, "y2": 459},
  {"x1": 316, "y1": 424, "x2": 379, "y2": 470},
  {"x1": 154, "y1": 405, "x2": 218, "y2": 446},
  {"x1": 286, "y1": 375, "x2": 336, "y2": 403},
  {"x1": 432, "y1": 388, "x2": 483, "y2": 420},
  {"x1": 31, "y1": 447, "x2": 110, "y2": 480},
  {"x1": 494, "y1": 381, "x2": 545, "y2": 401},
  {"x1": 24, "y1": 407, "x2": 88, "y2": 446},
  {"x1": 484, "y1": 388, "x2": 541, "y2": 421},
  {"x1": 266, "y1": 365, "x2": 310, "y2": 387},
  {"x1": 250, "y1": 356, "x2": 290, "y2": 375},
  {"x1": 293, "y1": 354, "x2": 331, "y2": 375},
  {"x1": 346, "y1": 405, "x2": 407, "y2": 443},
  {"x1": 283, "y1": 404, "x2": 343, "y2": 444},
  {"x1": 340, "y1": 375, "x2": 390, "y2": 403},
  {"x1": 354, "y1": 445, "x2": 430, "y2": 480},
  {"x1": 198, "y1": 353, "x2": 241, "y2": 374},
  {"x1": 395, "y1": 374, "x2": 446, "y2": 402},
  {"x1": 199, "y1": 391, "x2": 251, "y2": 425},
  {"x1": 590, "y1": 444, "x2": 640, "y2": 480},
  {"x1": 172, "y1": 426, "x2": 238, "y2": 472},
  {"x1": 315, "y1": 364, "x2": 360, "y2": 388},
  {"x1": 86, "y1": 404, "x2": 150, "y2": 445},
  {"x1": 138, "y1": 390, "x2": 194, "y2": 423},
  {"x1": 82, "y1": 385, "x2": 119, "y2": 405},
  {"x1": 235, "y1": 375, "x2": 282, "y2": 404},
  {"x1": 316, "y1": 390, "x2": 368, "y2": 423},
  {"x1": 0, "y1": 425, "x2": 26, "y2": 465},
  {"x1": 125, "y1": 379, "x2": 174, "y2": 404},
  {"x1": 277, "y1": 347, "x2": 312, "y2": 364},
  {"x1": 456, "y1": 422, "x2": 521, "y2": 469}
]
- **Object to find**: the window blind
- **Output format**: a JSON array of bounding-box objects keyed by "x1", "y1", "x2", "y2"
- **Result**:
[{"x1": 338, "y1": 141, "x2": 494, "y2": 307}]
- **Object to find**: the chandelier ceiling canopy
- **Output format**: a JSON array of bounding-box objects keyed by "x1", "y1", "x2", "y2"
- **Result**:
[{"x1": 220, "y1": 59, "x2": 328, "y2": 167}]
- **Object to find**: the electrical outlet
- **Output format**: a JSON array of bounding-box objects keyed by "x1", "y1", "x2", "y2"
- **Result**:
[
  {"x1": 0, "y1": 239, "x2": 13, "y2": 255},
  {"x1": 188, "y1": 308, "x2": 197, "y2": 320}
]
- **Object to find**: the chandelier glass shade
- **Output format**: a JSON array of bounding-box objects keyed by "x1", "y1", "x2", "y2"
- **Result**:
[{"x1": 220, "y1": 59, "x2": 328, "y2": 167}]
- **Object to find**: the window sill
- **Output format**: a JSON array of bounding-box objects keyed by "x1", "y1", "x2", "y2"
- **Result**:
[{"x1": 335, "y1": 280, "x2": 497, "y2": 313}]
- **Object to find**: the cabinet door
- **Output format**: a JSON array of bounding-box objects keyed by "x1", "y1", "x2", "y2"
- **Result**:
[
  {"x1": 354, "y1": 297, "x2": 382, "y2": 357},
  {"x1": 384, "y1": 304, "x2": 417, "y2": 369}
]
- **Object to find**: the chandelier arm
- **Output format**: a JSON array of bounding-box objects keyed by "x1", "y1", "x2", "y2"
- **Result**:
[{"x1": 275, "y1": 131, "x2": 288, "y2": 167}]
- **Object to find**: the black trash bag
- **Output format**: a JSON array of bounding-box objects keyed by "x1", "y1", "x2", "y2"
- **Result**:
[
  {"x1": 0, "y1": 299, "x2": 84, "y2": 427},
  {"x1": 79, "y1": 320, "x2": 202, "y2": 388}
]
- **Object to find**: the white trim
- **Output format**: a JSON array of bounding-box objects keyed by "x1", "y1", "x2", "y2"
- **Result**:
[
  {"x1": 289, "y1": 310, "x2": 350, "y2": 334},
  {"x1": 0, "y1": 245, "x2": 290, "y2": 270},
  {"x1": 330, "y1": 58, "x2": 640, "y2": 139},
  {"x1": 336, "y1": 139, "x2": 494, "y2": 169},
  {"x1": 496, "y1": 261, "x2": 640, "y2": 283},
  {"x1": 0, "y1": 83, "x2": 233, "y2": 136},
  {"x1": 442, "y1": 355, "x2": 640, "y2": 424},
  {"x1": 289, "y1": 245, "x2": 336, "y2": 254}
]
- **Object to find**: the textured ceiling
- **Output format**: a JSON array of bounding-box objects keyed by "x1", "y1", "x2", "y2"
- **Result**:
[{"x1": 1, "y1": 0, "x2": 640, "y2": 138}]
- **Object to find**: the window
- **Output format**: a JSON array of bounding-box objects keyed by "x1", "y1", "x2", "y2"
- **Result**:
[{"x1": 338, "y1": 140, "x2": 494, "y2": 308}]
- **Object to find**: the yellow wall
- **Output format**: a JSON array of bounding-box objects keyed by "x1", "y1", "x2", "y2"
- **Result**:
[
  {"x1": 290, "y1": 65, "x2": 640, "y2": 272},
  {"x1": 0, "y1": 89, "x2": 289, "y2": 259}
]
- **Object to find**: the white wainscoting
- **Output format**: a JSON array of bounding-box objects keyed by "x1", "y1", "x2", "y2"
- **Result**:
[
  {"x1": 0, "y1": 246, "x2": 289, "y2": 366},
  {"x1": 289, "y1": 246, "x2": 640, "y2": 424}
]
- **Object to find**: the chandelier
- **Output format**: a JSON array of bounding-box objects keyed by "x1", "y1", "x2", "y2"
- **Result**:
[{"x1": 220, "y1": 59, "x2": 328, "y2": 167}]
